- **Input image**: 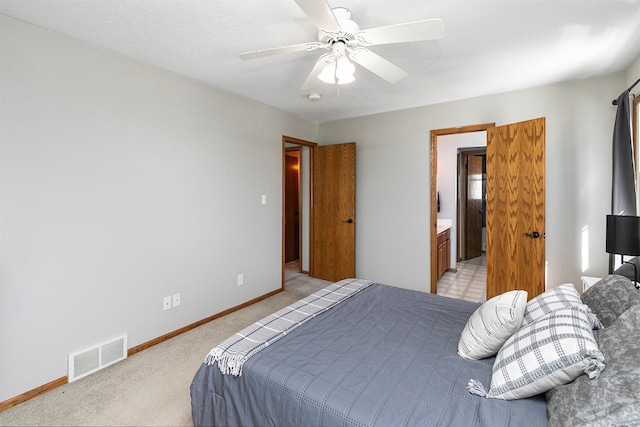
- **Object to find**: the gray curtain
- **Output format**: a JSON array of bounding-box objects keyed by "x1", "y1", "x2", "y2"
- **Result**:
[
  {"x1": 611, "y1": 90, "x2": 635, "y2": 216},
  {"x1": 610, "y1": 90, "x2": 636, "y2": 272}
]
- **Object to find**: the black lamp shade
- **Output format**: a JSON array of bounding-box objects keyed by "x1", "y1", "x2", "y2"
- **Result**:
[{"x1": 606, "y1": 215, "x2": 640, "y2": 256}]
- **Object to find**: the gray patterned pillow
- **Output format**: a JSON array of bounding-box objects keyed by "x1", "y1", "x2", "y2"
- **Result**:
[
  {"x1": 546, "y1": 304, "x2": 640, "y2": 426},
  {"x1": 580, "y1": 274, "x2": 640, "y2": 327},
  {"x1": 468, "y1": 305, "x2": 605, "y2": 400}
]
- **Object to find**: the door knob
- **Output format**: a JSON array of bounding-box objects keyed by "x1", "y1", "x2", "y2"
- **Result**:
[
  {"x1": 523, "y1": 231, "x2": 540, "y2": 238},
  {"x1": 344, "y1": 218, "x2": 354, "y2": 224}
]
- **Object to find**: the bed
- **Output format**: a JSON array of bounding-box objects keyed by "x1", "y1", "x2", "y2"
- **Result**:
[{"x1": 191, "y1": 276, "x2": 640, "y2": 426}]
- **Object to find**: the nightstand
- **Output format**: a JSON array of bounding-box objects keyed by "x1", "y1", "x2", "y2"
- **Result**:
[{"x1": 580, "y1": 276, "x2": 601, "y2": 293}]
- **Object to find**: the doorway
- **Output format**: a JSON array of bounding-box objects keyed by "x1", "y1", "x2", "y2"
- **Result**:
[
  {"x1": 433, "y1": 129, "x2": 490, "y2": 302},
  {"x1": 282, "y1": 136, "x2": 316, "y2": 288},
  {"x1": 281, "y1": 137, "x2": 357, "y2": 288},
  {"x1": 458, "y1": 149, "x2": 486, "y2": 262},
  {"x1": 430, "y1": 118, "x2": 547, "y2": 301},
  {"x1": 284, "y1": 149, "x2": 300, "y2": 264},
  {"x1": 430, "y1": 123, "x2": 495, "y2": 297}
]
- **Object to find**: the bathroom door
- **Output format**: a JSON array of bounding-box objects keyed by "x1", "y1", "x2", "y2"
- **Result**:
[
  {"x1": 465, "y1": 154, "x2": 484, "y2": 260},
  {"x1": 486, "y1": 117, "x2": 545, "y2": 300}
]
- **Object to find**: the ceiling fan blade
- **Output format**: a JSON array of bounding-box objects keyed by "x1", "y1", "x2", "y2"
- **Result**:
[
  {"x1": 301, "y1": 55, "x2": 329, "y2": 91},
  {"x1": 356, "y1": 19, "x2": 445, "y2": 46},
  {"x1": 349, "y1": 48, "x2": 408, "y2": 83},
  {"x1": 294, "y1": 0, "x2": 342, "y2": 33},
  {"x1": 239, "y1": 42, "x2": 320, "y2": 60}
]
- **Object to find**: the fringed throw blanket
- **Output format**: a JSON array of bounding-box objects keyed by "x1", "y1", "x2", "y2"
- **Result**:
[{"x1": 204, "y1": 278, "x2": 374, "y2": 376}]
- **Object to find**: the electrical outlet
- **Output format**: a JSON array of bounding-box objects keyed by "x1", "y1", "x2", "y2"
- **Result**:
[
  {"x1": 173, "y1": 293, "x2": 181, "y2": 307},
  {"x1": 237, "y1": 274, "x2": 244, "y2": 286},
  {"x1": 163, "y1": 296, "x2": 171, "y2": 311}
]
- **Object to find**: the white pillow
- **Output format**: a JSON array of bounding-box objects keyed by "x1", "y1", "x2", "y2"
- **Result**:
[
  {"x1": 458, "y1": 290, "x2": 528, "y2": 360},
  {"x1": 523, "y1": 283, "x2": 602, "y2": 329},
  {"x1": 467, "y1": 305, "x2": 605, "y2": 400}
]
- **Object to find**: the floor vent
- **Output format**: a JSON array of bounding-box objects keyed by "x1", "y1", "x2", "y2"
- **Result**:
[{"x1": 68, "y1": 334, "x2": 127, "y2": 382}]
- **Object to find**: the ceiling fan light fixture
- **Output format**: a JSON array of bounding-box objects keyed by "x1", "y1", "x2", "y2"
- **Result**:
[
  {"x1": 337, "y1": 73, "x2": 355, "y2": 85},
  {"x1": 318, "y1": 60, "x2": 337, "y2": 84},
  {"x1": 336, "y1": 55, "x2": 355, "y2": 84}
]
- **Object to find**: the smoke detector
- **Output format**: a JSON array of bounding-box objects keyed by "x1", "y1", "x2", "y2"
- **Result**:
[{"x1": 308, "y1": 93, "x2": 321, "y2": 102}]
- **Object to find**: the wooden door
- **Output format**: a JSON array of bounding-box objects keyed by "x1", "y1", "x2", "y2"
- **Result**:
[
  {"x1": 284, "y1": 153, "x2": 300, "y2": 263},
  {"x1": 311, "y1": 142, "x2": 356, "y2": 282},
  {"x1": 486, "y1": 117, "x2": 545, "y2": 300},
  {"x1": 465, "y1": 155, "x2": 484, "y2": 259}
]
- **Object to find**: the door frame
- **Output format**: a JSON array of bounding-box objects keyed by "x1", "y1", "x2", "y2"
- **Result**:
[
  {"x1": 430, "y1": 123, "x2": 495, "y2": 294},
  {"x1": 282, "y1": 135, "x2": 317, "y2": 290}
]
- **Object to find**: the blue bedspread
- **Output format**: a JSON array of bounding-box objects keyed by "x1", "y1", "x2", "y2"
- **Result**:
[{"x1": 191, "y1": 283, "x2": 548, "y2": 426}]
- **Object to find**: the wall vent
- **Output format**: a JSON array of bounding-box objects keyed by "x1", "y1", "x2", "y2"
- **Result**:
[{"x1": 68, "y1": 333, "x2": 127, "y2": 382}]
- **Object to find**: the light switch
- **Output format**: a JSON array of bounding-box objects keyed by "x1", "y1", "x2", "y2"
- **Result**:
[{"x1": 261, "y1": 195, "x2": 267, "y2": 205}]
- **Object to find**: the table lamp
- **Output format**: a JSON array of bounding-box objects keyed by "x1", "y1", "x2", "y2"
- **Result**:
[{"x1": 606, "y1": 214, "x2": 640, "y2": 288}]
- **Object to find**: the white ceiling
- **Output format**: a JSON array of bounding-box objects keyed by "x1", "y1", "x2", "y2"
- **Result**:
[{"x1": 1, "y1": 0, "x2": 639, "y2": 124}]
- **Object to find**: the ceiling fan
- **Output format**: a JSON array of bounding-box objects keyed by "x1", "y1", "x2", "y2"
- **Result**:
[{"x1": 239, "y1": 0, "x2": 445, "y2": 90}]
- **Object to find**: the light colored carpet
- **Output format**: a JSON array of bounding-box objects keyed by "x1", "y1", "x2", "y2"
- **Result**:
[{"x1": 0, "y1": 266, "x2": 330, "y2": 426}]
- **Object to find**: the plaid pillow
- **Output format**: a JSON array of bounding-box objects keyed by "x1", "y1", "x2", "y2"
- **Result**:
[
  {"x1": 467, "y1": 305, "x2": 605, "y2": 400},
  {"x1": 523, "y1": 283, "x2": 602, "y2": 329}
]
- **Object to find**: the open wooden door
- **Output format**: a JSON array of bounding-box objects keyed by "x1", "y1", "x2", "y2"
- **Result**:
[
  {"x1": 486, "y1": 117, "x2": 545, "y2": 300},
  {"x1": 311, "y1": 142, "x2": 356, "y2": 282},
  {"x1": 284, "y1": 152, "x2": 300, "y2": 263},
  {"x1": 465, "y1": 154, "x2": 484, "y2": 260}
]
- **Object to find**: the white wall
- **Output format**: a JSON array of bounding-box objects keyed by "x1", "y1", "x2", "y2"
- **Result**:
[
  {"x1": 625, "y1": 57, "x2": 640, "y2": 89},
  {"x1": 318, "y1": 74, "x2": 626, "y2": 293},
  {"x1": 0, "y1": 16, "x2": 317, "y2": 401},
  {"x1": 437, "y1": 132, "x2": 487, "y2": 269}
]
